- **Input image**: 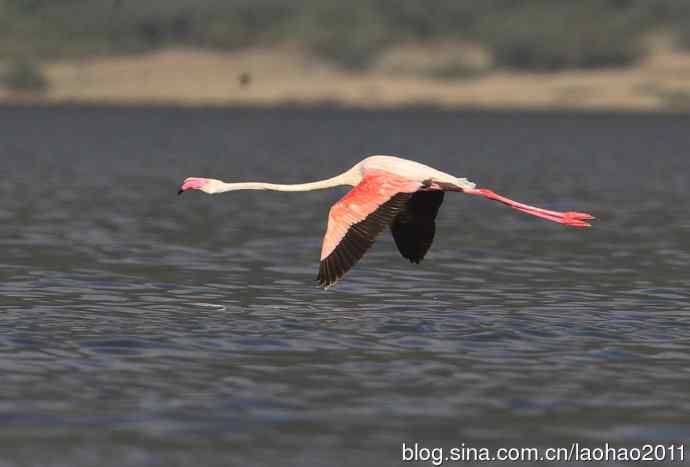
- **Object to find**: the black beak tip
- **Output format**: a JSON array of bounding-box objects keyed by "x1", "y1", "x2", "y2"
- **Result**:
[{"x1": 177, "y1": 188, "x2": 184, "y2": 195}]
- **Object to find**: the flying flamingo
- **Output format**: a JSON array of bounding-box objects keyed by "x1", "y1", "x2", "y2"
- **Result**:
[{"x1": 178, "y1": 155, "x2": 593, "y2": 288}]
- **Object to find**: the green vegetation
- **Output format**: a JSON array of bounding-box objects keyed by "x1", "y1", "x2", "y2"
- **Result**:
[
  {"x1": 479, "y1": 4, "x2": 643, "y2": 70},
  {"x1": 638, "y1": 82, "x2": 690, "y2": 111},
  {"x1": 2, "y1": 60, "x2": 49, "y2": 93},
  {"x1": 3, "y1": 0, "x2": 690, "y2": 71},
  {"x1": 426, "y1": 61, "x2": 486, "y2": 81}
]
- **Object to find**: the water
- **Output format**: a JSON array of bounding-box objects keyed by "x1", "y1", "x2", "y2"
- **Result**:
[{"x1": 1, "y1": 105, "x2": 689, "y2": 466}]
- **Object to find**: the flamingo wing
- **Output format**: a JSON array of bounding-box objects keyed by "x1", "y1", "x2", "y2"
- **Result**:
[
  {"x1": 318, "y1": 172, "x2": 421, "y2": 288},
  {"x1": 390, "y1": 191, "x2": 445, "y2": 264}
]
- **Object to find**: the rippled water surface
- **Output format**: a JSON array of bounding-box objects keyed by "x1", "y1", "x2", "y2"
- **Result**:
[{"x1": 1, "y1": 106, "x2": 690, "y2": 466}]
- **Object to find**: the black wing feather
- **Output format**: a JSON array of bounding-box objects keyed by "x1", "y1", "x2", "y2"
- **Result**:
[{"x1": 390, "y1": 191, "x2": 445, "y2": 263}]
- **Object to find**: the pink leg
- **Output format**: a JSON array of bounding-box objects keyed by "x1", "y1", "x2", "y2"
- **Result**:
[{"x1": 465, "y1": 188, "x2": 594, "y2": 228}]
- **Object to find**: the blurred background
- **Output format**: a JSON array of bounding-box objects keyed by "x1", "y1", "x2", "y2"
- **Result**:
[
  {"x1": 2, "y1": 3, "x2": 690, "y2": 467},
  {"x1": 3, "y1": 0, "x2": 690, "y2": 110}
]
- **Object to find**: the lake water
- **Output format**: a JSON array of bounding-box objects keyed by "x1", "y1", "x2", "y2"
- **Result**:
[{"x1": 1, "y1": 105, "x2": 689, "y2": 466}]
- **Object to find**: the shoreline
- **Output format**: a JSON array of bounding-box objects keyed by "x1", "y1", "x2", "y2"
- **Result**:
[{"x1": 5, "y1": 99, "x2": 690, "y2": 117}]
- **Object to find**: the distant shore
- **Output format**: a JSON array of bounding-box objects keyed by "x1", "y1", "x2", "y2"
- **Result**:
[{"x1": 3, "y1": 44, "x2": 690, "y2": 112}]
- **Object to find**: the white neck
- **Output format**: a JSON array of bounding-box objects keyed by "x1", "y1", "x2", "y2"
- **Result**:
[{"x1": 208, "y1": 168, "x2": 360, "y2": 194}]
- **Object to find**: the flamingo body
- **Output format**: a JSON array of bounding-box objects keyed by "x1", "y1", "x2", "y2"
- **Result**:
[{"x1": 179, "y1": 155, "x2": 594, "y2": 288}]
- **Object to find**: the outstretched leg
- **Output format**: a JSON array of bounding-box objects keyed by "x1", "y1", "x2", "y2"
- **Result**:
[{"x1": 465, "y1": 188, "x2": 594, "y2": 228}]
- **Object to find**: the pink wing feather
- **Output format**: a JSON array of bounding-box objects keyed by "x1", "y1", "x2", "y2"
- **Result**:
[{"x1": 318, "y1": 171, "x2": 421, "y2": 288}]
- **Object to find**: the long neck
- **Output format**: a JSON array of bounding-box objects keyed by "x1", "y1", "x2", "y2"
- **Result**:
[{"x1": 212, "y1": 169, "x2": 359, "y2": 193}]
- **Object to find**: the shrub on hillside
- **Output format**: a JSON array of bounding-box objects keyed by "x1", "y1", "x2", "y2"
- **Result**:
[
  {"x1": 299, "y1": 2, "x2": 392, "y2": 69},
  {"x1": 481, "y1": 5, "x2": 644, "y2": 71},
  {"x1": 674, "y1": 14, "x2": 690, "y2": 52},
  {"x1": 2, "y1": 60, "x2": 49, "y2": 93}
]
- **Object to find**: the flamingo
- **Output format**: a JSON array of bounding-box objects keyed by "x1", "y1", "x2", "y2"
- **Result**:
[{"x1": 178, "y1": 155, "x2": 594, "y2": 288}]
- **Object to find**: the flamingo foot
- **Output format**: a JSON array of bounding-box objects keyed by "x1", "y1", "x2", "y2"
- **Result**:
[{"x1": 466, "y1": 188, "x2": 594, "y2": 228}]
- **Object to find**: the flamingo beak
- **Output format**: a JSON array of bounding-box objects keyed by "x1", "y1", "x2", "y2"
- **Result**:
[{"x1": 178, "y1": 177, "x2": 208, "y2": 195}]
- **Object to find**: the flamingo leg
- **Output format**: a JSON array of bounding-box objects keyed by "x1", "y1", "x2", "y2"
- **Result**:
[{"x1": 466, "y1": 188, "x2": 594, "y2": 228}]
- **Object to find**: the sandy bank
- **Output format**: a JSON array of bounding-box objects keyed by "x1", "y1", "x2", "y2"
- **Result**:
[{"x1": 3, "y1": 43, "x2": 690, "y2": 111}]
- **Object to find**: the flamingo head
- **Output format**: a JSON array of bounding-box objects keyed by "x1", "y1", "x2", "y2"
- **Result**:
[{"x1": 178, "y1": 177, "x2": 222, "y2": 195}]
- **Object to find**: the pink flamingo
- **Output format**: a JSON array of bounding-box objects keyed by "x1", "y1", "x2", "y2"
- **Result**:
[{"x1": 178, "y1": 155, "x2": 594, "y2": 288}]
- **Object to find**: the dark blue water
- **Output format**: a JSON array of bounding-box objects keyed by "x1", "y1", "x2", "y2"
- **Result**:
[{"x1": 1, "y1": 106, "x2": 689, "y2": 466}]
